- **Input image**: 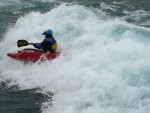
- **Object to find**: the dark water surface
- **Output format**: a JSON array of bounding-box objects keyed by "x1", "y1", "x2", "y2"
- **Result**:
[{"x1": 0, "y1": 82, "x2": 52, "y2": 113}]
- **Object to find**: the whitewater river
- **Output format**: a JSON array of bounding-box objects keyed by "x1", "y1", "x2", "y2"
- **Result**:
[{"x1": 0, "y1": 0, "x2": 150, "y2": 113}]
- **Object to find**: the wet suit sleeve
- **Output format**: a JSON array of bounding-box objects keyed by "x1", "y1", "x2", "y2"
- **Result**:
[{"x1": 33, "y1": 43, "x2": 42, "y2": 49}]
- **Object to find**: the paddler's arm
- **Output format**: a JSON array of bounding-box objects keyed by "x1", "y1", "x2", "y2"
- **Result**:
[{"x1": 30, "y1": 42, "x2": 42, "y2": 49}]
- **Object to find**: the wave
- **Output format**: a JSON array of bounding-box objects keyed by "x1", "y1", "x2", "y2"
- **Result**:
[{"x1": 0, "y1": 4, "x2": 150, "y2": 113}]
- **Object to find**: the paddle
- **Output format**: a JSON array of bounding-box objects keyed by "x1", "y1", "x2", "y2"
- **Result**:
[{"x1": 17, "y1": 40, "x2": 33, "y2": 47}]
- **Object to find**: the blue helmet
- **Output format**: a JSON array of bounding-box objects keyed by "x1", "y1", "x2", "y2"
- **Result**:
[{"x1": 42, "y1": 29, "x2": 53, "y2": 36}]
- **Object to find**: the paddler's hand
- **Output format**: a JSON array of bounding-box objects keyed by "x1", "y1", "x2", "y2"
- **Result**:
[{"x1": 29, "y1": 42, "x2": 34, "y2": 45}]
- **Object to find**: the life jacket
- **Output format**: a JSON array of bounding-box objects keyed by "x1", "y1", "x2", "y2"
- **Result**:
[{"x1": 41, "y1": 37, "x2": 57, "y2": 52}]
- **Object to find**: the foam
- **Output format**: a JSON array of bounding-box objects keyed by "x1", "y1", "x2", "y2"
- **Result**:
[{"x1": 0, "y1": 4, "x2": 150, "y2": 113}]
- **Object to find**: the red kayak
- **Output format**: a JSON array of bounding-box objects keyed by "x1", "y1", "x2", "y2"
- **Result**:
[{"x1": 7, "y1": 48, "x2": 60, "y2": 62}]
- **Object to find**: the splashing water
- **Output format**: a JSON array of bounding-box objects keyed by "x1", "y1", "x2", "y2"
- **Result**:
[{"x1": 0, "y1": 4, "x2": 150, "y2": 113}]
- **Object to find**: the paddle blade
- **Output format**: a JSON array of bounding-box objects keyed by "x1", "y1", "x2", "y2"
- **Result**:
[{"x1": 17, "y1": 40, "x2": 29, "y2": 47}]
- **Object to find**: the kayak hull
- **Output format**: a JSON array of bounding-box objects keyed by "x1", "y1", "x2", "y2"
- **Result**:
[{"x1": 7, "y1": 49, "x2": 60, "y2": 62}]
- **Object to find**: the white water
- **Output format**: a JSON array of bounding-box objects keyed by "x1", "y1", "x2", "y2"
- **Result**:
[{"x1": 0, "y1": 4, "x2": 150, "y2": 113}]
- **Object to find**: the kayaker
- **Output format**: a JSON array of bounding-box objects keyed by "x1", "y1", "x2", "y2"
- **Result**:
[{"x1": 31, "y1": 29, "x2": 57, "y2": 52}]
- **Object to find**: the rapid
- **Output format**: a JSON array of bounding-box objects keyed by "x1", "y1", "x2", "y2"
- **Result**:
[{"x1": 0, "y1": 0, "x2": 150, "y2": 113}]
